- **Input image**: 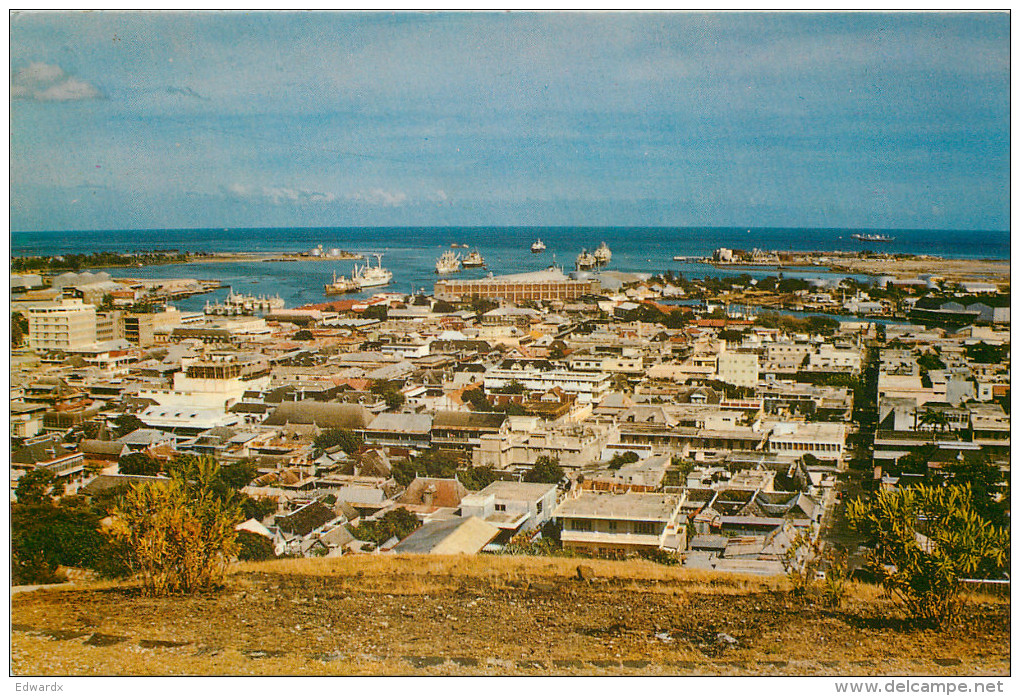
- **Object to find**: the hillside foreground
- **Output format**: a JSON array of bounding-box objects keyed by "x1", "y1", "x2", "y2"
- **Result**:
[{"x1": 10, "y1": 555, "x2": 1010, "y2": 676}]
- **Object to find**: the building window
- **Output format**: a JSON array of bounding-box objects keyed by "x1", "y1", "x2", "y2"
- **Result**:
[
  {"x1": 572, "y1": 519, "x2": 592, "y2": 532},
  {"x1": 495, "y1": 503, "x2": 506, "y2": 512},
  {"x1": 535, "y1": 501, "x2": 542, "y2": 514},
  {"x1": 636, "y1": 522, "x2": 655, "y2": 535}
]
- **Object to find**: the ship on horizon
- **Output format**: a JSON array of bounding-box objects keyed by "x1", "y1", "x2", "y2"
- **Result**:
[
  {"x1": 851, "y1": 233, "x2": 896, "y2": 243},
  {"x1": 531, "y1": 238, "x2": 546, "y2": 253}
]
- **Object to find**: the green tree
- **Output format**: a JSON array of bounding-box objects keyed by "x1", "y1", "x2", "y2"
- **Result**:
[
  {"x1": 111, "y1": 413, "x2": 146, "y2": 439},
  {"x1": 119, "y1": 452, "x2": 162, "y2": 476},
  {"x1": 313, "y1": 429, "x2": 363, "y2": 457},
  {"x1": 391, "y1": 459, "x2": 419, "y2": 487},
  {"x1": 350, "y1": 507, "x2": 421, "y2": 546},
  {"x1": 847, "y1": 484, "x2": 1009, "y2": 628},
  {"x1": 240, "y1": 494, "x2": 277, "y2": 521},
  {"x1": 414, "y1": 449, "x2": 461, "y2": 479},
  {"x1": 15, "y1": 469, "x2": 65, "y2": 505},
  {"x1": 219, "y1": 459, "x2": 259, "y2": 489},
  {"x1": 938, "y1": 453, "x2": 1009, "y2": 528},
  {"x1": 236, "y1": 530, "x2": 276, "y2": 561},
  {"x1": 607, "y1": 451, "x2": 640, "y2": 470},
  {"x1": 916, "y1": 352, "x2": 946, "y2": 372},
  {"x1": 462, "y1": 387, "x2": 490, "y2": 411},
  {"x1": 371, "y1": 380, "x2": 405, "y2": 410},
  {"x1": 362, "y1": 304, "x2": 388, "y2": 320},
  {"x1": 293, "y1": 329, "x2": 315, "y2": 341},
  {"x1": 964, "y1": 342, "x2": 1007, "y2": 364},
  {"x1": 523, "y1": 456, "x2": 564, "y2": 484},
  {"x1": 11, "y1": 311, "x2": 28, "y2": 347},
  {"x1": 459, "y1": 465, "x2": 496, "y2": 491},
  {"x1": 492, "y1": 379, "x2": 526, "y2": 395}
]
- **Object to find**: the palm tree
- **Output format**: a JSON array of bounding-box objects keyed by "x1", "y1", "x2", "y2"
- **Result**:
[{"x1": 918, "y1": 408, "x2": 951, "y2": 443}]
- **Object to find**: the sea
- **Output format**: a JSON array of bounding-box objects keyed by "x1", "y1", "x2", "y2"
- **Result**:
[{"x1": 11, "y1": 227, "x2": 1010, "y2": 313}]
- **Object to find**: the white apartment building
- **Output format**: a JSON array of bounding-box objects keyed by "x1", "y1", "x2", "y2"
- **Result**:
[
  {"x1": 27, "y1": 298, "x2": 97, "y2": 351},
  {"x1": 717, "y1": 350, "x2": 759, "y2": 387},
  {"x1": 569, "y1": 351, "x2": 645, "y2": 374},
  {"x1": 484, "y1": 360, "x2": 611, "y2": 404},
  {"x1": 808, "y1": 345, "x2": 862, "y2": 373},
  {"x1": 767, "y1": 422, "x2": 847, "y2": 463},
  {"x1": 460, "y1": 481, "x2": 559, "y2": 534},
  {"x1": 554, "y1": 492, "x2": 686, "y2": 557}
]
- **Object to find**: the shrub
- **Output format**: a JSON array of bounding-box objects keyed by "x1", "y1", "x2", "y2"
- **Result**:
[
  {"x1": 847, "y1": 484, "x2": 1009, "y2": 628},
  {"x1": 11, "y1": 499, "x2": 109, "y2": 584},
  {"x1": 607, "y1": 451, "x2": 640, "y2": 470},
  {"x1": 105, "y1": 458, "x2": 242, "y2": 596}
]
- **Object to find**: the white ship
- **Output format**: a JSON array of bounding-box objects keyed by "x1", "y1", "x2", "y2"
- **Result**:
[
  {"x1": 461, "y1": 249, "x2": 486, "y2": 268},
  {"x1": 352, "y1": 253, "x2": 393, "y2": 288},
  {"x1": 435, "y1": 250, "x2": 462, "y2": 274},
  {"x1": 324, "y1": 270, "x2": 360, "y2": 295},
  {"x1": 205, "y1": 290, "x2": 284, "y2": 316},
  {"x1": 593, "y1": 241, "x2": 612, "y2": 266},
  {"x1": 531, "y1": 238, "x2": 546, "y2": 253},
  {"x1": 575, "y1": 249, "x2": 597, "y2": 270}
]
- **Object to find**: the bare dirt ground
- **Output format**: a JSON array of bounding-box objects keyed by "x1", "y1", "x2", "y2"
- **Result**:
[{"x1": 10, "y1": 556, "x2": 1010, "y2": 676}]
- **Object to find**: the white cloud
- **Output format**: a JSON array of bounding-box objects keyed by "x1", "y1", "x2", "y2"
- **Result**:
[
  {"x1": 226, "y1": 183, "x2": 336, "y2": 205},
  {"x1": 349, "y1": 188, "x2": 408, "y2": 207},
  {"x1": 11, "y1": 62, "x2": 101, "y2": 101}
]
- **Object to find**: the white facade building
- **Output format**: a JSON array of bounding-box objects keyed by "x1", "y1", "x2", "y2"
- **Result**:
[{"x1": 27, "y1": 298, "x2": 97, "y2": 351}]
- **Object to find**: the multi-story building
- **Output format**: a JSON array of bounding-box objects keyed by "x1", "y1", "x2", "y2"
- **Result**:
[
  {"x1": 26, "y1": 298, "x2": 97, "y2": 351},
  {"x1": 123, "y1": 307, "x2": 182, "y2": 346},
  {"x1": 435, "y1": 268, "x2": 600, "y2": 303},
  {"x1": 484, "y1": 359, "x2": 611, "y2": 405},
  {"x1": 554, "y1": 491, "x2": 687, "y2": 557},
  {"x1": 767, "y1": 422, "x2": 847, "y2": 463},
  {"x1": 716, "y1": 349, "x2": 759, "y2": 387}
]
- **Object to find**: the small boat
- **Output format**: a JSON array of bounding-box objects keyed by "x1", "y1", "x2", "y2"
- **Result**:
[
  {"x1": 461, "y1": 249, "x2": 486, "y2": 268},
  {"x1": 593, "y1": 241, "x2": 612, "y2": 266},
  {"x1": 575, "y1": 249, "x2": 597, "y2": 270},
  {"x1": 435, "y1": 250, "x2": 462, "y2": 274},
  {"x1": 324, "y1": 270, "x2": 360, "y2": 295},
  {"x1": 531, "y1": 239, "x2": 546, "y2": 253}
]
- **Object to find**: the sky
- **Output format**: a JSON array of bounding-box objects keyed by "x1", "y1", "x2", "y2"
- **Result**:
[{"x1": 9, "y1": 11, "x2": 1010, "y2": 232}]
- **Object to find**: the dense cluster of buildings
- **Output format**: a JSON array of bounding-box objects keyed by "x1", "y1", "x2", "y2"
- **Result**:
[{"x1": 10, "y1": 266, "x2": 1010, "y2": 575}]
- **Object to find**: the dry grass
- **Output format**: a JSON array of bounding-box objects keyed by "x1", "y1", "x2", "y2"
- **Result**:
[
  {"x1": 11, "y1": 554, "x2": 1009, "y2": 676},
  {"x1": 234, "y1": 553, "x2": 789, "y2": 593}
]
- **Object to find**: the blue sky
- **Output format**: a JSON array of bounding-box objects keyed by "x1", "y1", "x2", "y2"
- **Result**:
[{"x1": 9, "y1": 11, "x2": 1010, "y2": 231}]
